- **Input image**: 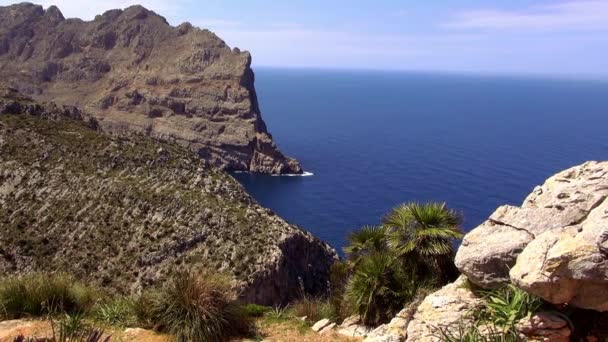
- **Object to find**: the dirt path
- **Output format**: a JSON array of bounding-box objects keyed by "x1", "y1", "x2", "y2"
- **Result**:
[{"x1": 0, "y1": 318, "x2": 361, "y2": 342}]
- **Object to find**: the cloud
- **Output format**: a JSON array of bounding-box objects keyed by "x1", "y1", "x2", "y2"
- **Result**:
[
  {"x1": 211, "y1": 26, "x2": 487, "y2": 67},
  {"x1": 445, "y1": 0, "x2": 608, "y2": 32}
]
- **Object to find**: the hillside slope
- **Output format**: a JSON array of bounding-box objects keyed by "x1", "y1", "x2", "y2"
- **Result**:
[
  {"x1": 0, "y1": 3, "x2": 301, "y2": 174},
  {"x1": 0, "y1": 87, "x2": 336, "y2": 305}
]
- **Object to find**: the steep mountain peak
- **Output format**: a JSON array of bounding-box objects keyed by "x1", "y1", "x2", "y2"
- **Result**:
[{"x1": 0, "y1": 3, "x2": 302, "y2": 174}]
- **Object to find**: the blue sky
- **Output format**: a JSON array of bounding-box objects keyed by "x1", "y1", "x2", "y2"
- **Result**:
[{"x1": 2, "y1": 0, "x2": 608, "y2": 78}]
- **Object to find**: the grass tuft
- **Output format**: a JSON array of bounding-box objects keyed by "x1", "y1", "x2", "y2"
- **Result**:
[
  {"x1": 147, "y1": 270, "x2": 253, "y2": 342},
  {"x1": 0, "y1": 273, "x2": 97, "y2": 319}
]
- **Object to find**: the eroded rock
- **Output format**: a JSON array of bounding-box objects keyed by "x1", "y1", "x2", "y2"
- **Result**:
[
  {"x1": 515, "y1": 312, "x2": 571, "y2": 342},
  {"x1": 405, "y1": 276, "x2": 484, "y2": 342},
  {"x1": 0, "y1": 3, "x2": 301, "y2": 174},
  {"x1": 456, "y1": 161, "x2": 608, "y2": 289},
  {"x1": 510, "y1": 195, "x2": 608, "y2": 311}
]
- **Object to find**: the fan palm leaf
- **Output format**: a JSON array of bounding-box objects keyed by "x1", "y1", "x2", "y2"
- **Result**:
[{"x1": 343, "y1": 225, "x2": 387, "y2": 258}]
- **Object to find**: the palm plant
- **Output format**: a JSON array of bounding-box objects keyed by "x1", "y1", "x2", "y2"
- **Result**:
[
  {"x1": 343, "y1": 225, "x2": 388, "y2": 263},
  {"x1": 344, "y1": 252, "x2": 417, "y2": 326},
  {"x1": 383, "y1": 202, "x2": 463, "y2": 283}
]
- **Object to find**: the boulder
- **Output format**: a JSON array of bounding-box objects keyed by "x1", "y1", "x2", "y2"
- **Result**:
[
  {"x1": 338, "y1": 315, "x2": 374, "y2": 338},
  {"x1": 318, "y1": 322, "x2": 336, "y2": 335},
  {"x1": 510, "y1": 196, "x2": 608, "y2": 311},
  {"x1": 363, "y1": 292, "x2": 426, "y2": 342},
  {"x1": 405, "y1": 276, "x2": 484, "y2": 342},
  {"x1": 311, "y1": 318, "x2": 331, "y2": 332},
  {"x1": 456, "y1": 161, "x2": 608, "y2": 289},
  {"x1": 515, "y1": 312, "x2": 571, "y2": 342}
]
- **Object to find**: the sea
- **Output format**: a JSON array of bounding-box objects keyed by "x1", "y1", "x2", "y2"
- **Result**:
[{"x1": 233, "y1": 68, "x2": 608, "y2": 252}]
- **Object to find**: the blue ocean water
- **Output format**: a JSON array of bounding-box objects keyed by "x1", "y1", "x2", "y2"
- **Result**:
[{"x1": 234, "y1": 68, "x2": 608, "y2": 251}]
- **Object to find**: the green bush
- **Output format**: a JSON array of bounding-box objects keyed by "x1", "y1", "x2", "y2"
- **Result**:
[
  {"x1": 147, "y1": 270, "x2": 252, "y2": 342},
  {"x1": 14, "y1": 313, "x2": 111, "y2": 342},
  {"x1": 243, "y1": 303, "x2": 270, "y2": 318},
  {"x1": 435, "y1": 285, "x2": 544, "y2": 341},
  {"x1": 0, "y1": 273, "x2": 97, "y2": 319},
  {"x1": 344, "y1": 252, "x2": 418, "y2": 326},
  {"x1": 328, "y1": 261, "x2": 352, "y2": 322},
  {"x1": 481, "y1": 285, "x2": 543, "y2": 332},
  {"x1": 383, "y1": 202, "x2": 463, "y2": 285},
  {"x1": 435, "y1": 323, "x2": 521, "y2": 342},
  {"x1": 94, "y1": 297, "x2": 136, "y2": 327},
  {"x1": 131, "y1": 289, "x2": 161, "y2": 329},
  {"x1": 290, "y1": 297, "x2": 336, "y2": 323}
]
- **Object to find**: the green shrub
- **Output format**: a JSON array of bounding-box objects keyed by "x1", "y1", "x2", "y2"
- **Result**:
[
  {"x1": 435, "y1": 323, "x2": 521, "y2": 342},
  {"x1": 434, "y1": 285, "x2": 544, "y2": 341},
  {"x1": 290, "y1": 297, "x2": 336, "y2": 323},
  {"x1": 94, "y1": 297, "x2": 136, "y2": 327},
  {"x1": 383, "y1": 202, "x2": 463, "y2": 285},
  {"x1": 0, "y1": 273, "x2": 97, "y2": 319},
  {"x1": 328, "y1": 261, "x2": 352, "y2": 322},
  {"x1": 14, "y1": 313, "x2": 111, "y2": 342},
  {"x1": 147, "y1": 270, "x2": 252, "y2": 342},
  {"x1": 264, "y1": 305, "x2": 290, "y2": 321},
  {"x1": 243, "y1": 303, "x2": 270, "y2": 318},
  {"x1": 131, "y1": 289, "x2": 161, "y2": 329},
  {"x1": 344, "y1": 252, "x2": 418, "y2": 326},
  {"x1": 481, "y1": 285, "x2": 543, "y2": 332}
]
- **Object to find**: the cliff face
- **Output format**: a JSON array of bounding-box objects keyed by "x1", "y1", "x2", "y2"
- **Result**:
[
  {"x1": 0, "y1": 3, "x2": 301, "y2": 174},
  {"x1": 0, "y1": 87, "x2": 335, "y2": 305},
  {"x1": 365, "y1": 161, "x2": 608, "y2": 341}
]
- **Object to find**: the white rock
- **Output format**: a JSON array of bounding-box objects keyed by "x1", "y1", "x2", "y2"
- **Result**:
[
  {"x1": 311, "y1": 318, "x2": 331, "y2": 332},
  {"x1": 456, "y1": 161, "x2": 608, "y2": 289},
  {"x1": 319, "y1": 322, "x2": 337, "y2": 335}
]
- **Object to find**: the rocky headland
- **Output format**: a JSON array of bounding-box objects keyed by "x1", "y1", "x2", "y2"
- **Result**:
[
  {"x1": 0, "y1": 2, "x2": 301, "y2": 174},
  {"x1": 0, "y1": 86, "x2": 336, "y2": 305},
  {"x1": 359, "y1": 161, "x2": 608, "y2": 341}
]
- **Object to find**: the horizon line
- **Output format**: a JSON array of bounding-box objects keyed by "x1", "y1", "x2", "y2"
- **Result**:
[{"x1": 251, "y1": 64, "x2": 608, "y2": 83}]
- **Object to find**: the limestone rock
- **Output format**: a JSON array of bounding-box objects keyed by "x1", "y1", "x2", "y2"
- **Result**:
[
  {"x1": 456, "y1": 161, "x2": 608, "y2": 289},
  {"x1": 318, "y1": 322, "x2": 336, "y2": 335},
  {"x1": 363, "y1": 292, "x2": 426, "y2": 342},
  {"x1": 312, "y1": 318, "x2": 331, "y2": 332},
  {"x1": 338, "y1": 315, "x2": 374, "y2": 338},
  {"x1": 515, "y1": 312, "x2": 571, "y2": 342},
  {"x1": 405, "y1": 276, "x2": 484, "y2": 342},
  {"x1": 0, "y1": 89, "x2": 336, "y2": 305},
  {"x1": 510, "y1": 194, "x2": 608, "y2": 311},
  {"x1": 0, "y1": 3, "x2": 301, "y2": 174}
]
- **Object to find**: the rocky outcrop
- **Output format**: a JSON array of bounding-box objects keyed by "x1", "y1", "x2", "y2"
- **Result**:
[
  {"x1": 510, "y1": 186, "x2": 608, "y2": 311},
  {"x1": 0, "y1": 88, "x2": 335, "y2": 305},
  {"x1": 367, "y1": 162, "x2": 608, "y2": 341},
  {"x1": 0, "y1": 3, "x2": 301, "y2": 174},
  {"x1": 515, "y1": 312, "x2": 571, "y2": 342},
  {"x1": 405, "y1": 276, "x2": 484, "y2": 342},
  {"x1": 456, "y1": 161, "x2": 608, "y2": 290}
]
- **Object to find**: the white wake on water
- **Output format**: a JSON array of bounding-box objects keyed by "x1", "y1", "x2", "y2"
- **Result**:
[
  {"x1": 232, "y1": 171, "x2": 314, "y2": 177},
  {"x1": 271, "y1": 171, "x2": 314, "y2": 177}
]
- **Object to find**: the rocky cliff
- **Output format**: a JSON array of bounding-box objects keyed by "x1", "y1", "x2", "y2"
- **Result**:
[
  {"x1": 0, "y1": 86, "x2": 335, "y2": 305},
  {"x1": 0, "y1": 3, "x2": 301, "y2": 174},
  {"x1": 364, "y1": 161, "x2": 608, "y2": 341}
]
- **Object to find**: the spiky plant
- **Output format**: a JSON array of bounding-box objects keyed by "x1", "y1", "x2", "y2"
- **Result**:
[
  {"x1": 344, "y1": 252, "x2": 417, "y2": 326},
  {"x1": 383, "y1": 202, "x2": 463, "y2": 283},
  {"x1": 148, "y1": 270, "x2": 252, "y2": 342},
  {"x1": 343, "y1": 225, "x2": 388, "y2": 262}
]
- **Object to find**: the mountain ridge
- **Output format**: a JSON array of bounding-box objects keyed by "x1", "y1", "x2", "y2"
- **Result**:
[
  {"x1": 0, "y1": 2, "x2": 302, "y2": 174},
  {"x1": 0, "y1": 85, "x2": 336, "y2": 305}
]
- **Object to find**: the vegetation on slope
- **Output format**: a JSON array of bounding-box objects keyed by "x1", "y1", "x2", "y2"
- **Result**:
[{"x1": 0, "y1": 91, "x2": 335, "y2": 303}]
